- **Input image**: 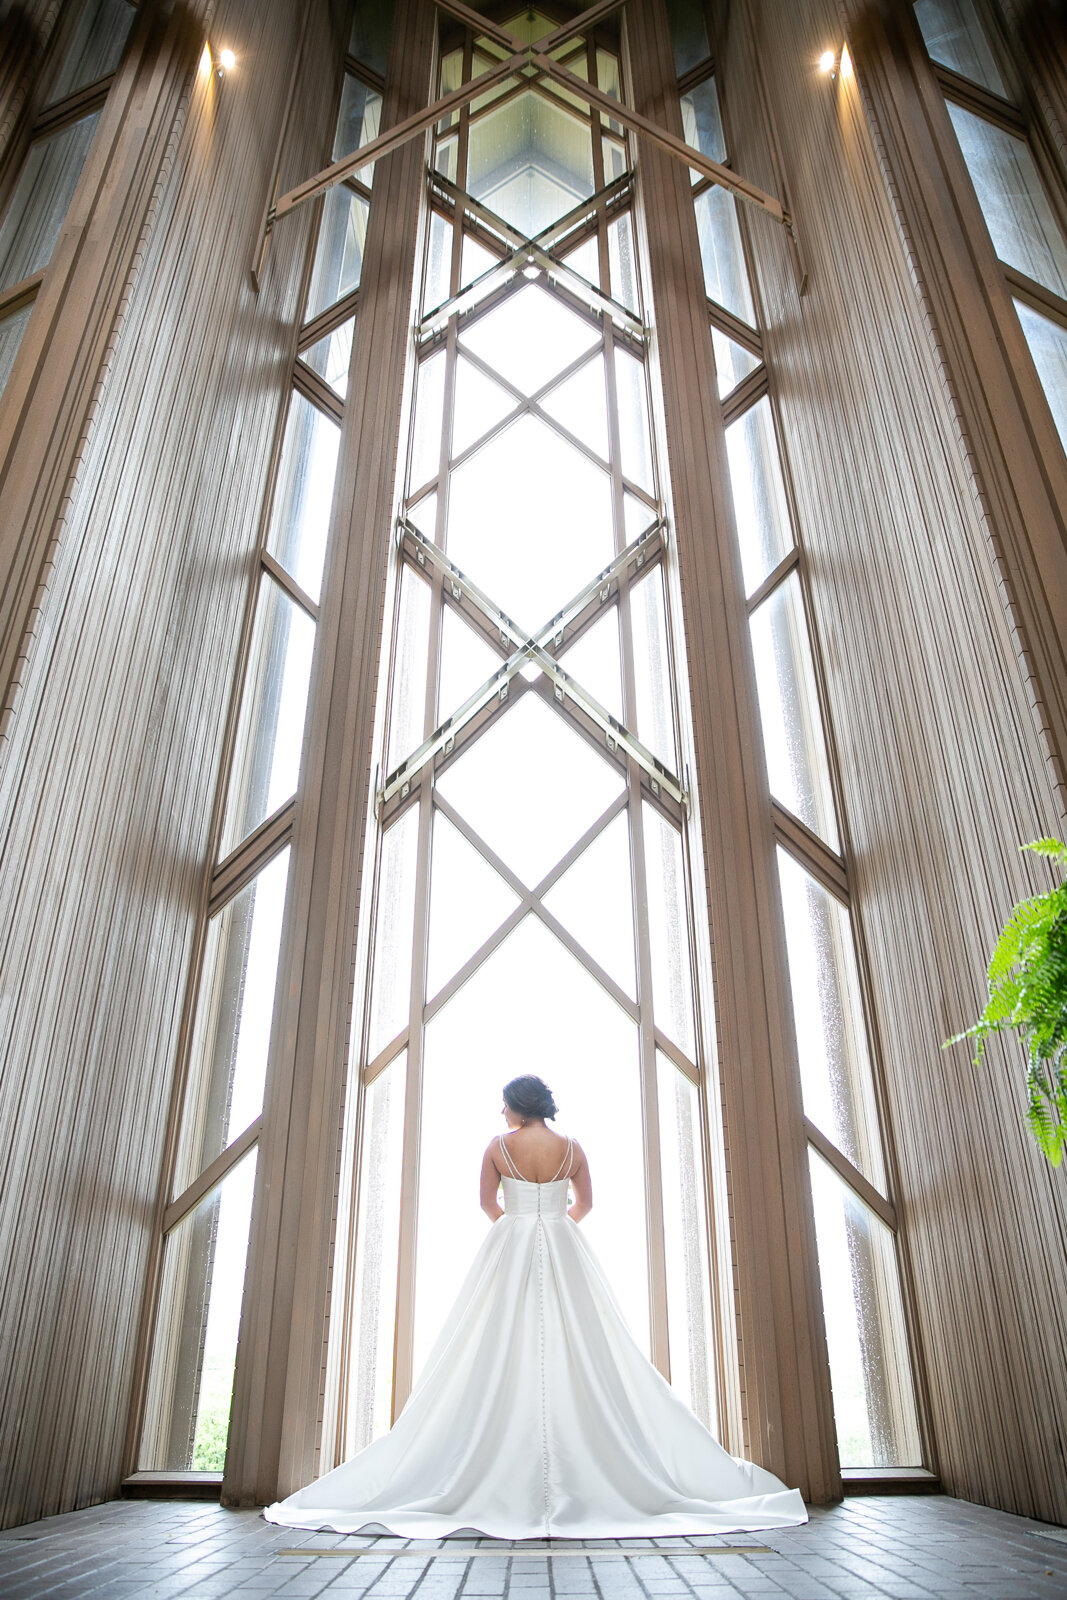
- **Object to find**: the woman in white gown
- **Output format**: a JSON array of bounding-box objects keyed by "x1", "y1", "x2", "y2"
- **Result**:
[{"x1": 265, "y1": 1075, "x2": 807, "y2": 1539}]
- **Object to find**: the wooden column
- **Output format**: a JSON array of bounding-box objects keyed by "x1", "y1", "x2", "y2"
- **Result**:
[
  {"x1": 624, "y1": 0, "x2": 839, "y2": 1502},
  {"x1": 225, "y1": 0, "x2": 437, "y2": 1510},
  {"x1": 845, "y1": 0, "x2": 1067, "y2": 816},
  {"x1": 0, "y1": 0, "x2": 206, "y2": 740}
]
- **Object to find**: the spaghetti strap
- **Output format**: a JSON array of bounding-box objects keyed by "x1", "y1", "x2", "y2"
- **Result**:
[
  {"x1": 550, "y1": 1135, "x2": 574, "y2": 1183},
  {"x1": 498, "y1": 1134, "x2": 525, "y2": 1181}
]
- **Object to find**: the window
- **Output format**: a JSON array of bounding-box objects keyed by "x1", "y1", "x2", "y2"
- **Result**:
[
  {"x1": 915, "y1": 0, "x2": 1067, "y2": 454},
  {"x1": 0, "y1": 0, "x2": 135, "y2": 396},
  {"x1": 674, "y1": 26, "x2": 924, "y2": 1468},
  {"x1": 136, "y1": 5, "x2": 390, "y2": 1475},
  {"x1": 326, "y1": 8, "x2": 722, "y2": 1465}
]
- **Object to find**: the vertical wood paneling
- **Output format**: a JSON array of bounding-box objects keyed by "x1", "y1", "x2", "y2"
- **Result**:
[
  {"x1": 0, "y1": 0, "x2": 341, "y2": 1531},
  {"x1": 724, "y1": 0, "x2": 1067, "y2": 1525}
]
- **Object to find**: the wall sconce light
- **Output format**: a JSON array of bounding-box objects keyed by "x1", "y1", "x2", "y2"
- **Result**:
[
  {"x1": 217, "y1": 47, "x2": 236, "y2": 75},
  {"x1": 819, "y1": 48, "x2": 838, "y2": 79}
]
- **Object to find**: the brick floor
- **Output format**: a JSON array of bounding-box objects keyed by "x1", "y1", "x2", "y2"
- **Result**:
[{"x1": 1, "y1": 1495, "x2": 1066, "y2": 1599}]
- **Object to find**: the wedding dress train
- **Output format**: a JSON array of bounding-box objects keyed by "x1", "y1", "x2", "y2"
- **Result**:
[{"x1": 265, "y1": 1143, "x2": 807, "y2": 1538}]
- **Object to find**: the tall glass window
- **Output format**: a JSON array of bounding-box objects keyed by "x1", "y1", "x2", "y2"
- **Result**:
[
  {"x1": 328, "y1": 7, "x2": 721, "y2": 1463},
  {"x1": 915, "y1": 0, "x2": 1067, "y2": 455},
  {"x1": 136, "y1": 5, "x2": 390, "y2": 1476},
  {"x1": 673, "y1": 31, "x2": 924, "y2": 1468},
  {"x1": 0, "y1": 0, "x2": 135, "y2": 396}
]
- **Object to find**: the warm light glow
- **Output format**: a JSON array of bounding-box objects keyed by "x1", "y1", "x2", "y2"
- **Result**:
[
  {"x1": 219, "y1": 47, "x2": 236, "y2": 71},
  {"x1": 840, "y1": 44, "x2": 853, "y2": 77},
  {"x1": 199, "y1": 44, "x2": 212, "y2": 76},
  {"x1": 819, "y1": 49, "x2": 836, "y2": 72}
]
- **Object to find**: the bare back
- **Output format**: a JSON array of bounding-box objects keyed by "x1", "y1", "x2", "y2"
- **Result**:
[{"x1": 493, "y1": 1123, "x2": 578, "y2": 1182}]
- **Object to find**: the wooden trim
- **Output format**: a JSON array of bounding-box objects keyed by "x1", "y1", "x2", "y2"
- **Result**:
[
  {"x1": 934, "y1": 63, "x2": 1024, "y2": 134},
  {"x1": 805, "y1": 1121, "x2": 897, "y2": 1232},
  {"x1": 744, "y1": 547, "x2": 798, "y2": 613},
  {"x1": 1002, "y1": 263, "x2": 1067, "y2": 330},
  {"x1": 29, "y1": 75, "x2": 113, "y2": 141},
  {"x1": 298, "y1": 288, "x2": 360, "y2": 351},
  {"x1": 676, "y1": 61, "x2": 716, "y2": 97},
  {"x1": 0, "y1": 267, "x2": 43, "y2": 318},
  {"x1": 260, "y1": 551, "x2": 320, "y2": 621},
  {"x1": 708, "y1": 298, "x2": 762, "y2": 353},
  {"x1": 209, "y1": 804, "x2": 296, "y2": 914},
  {"x1": 291, "y1": 358, "x2": 344, "y2": 423},
  {"x1": 772, "y1": 806, "x2": 849, "y2": 903},
  {"x1": 721, "y1": 363, "x2": 768, "y2": 425},
  {"x1": 162, "y1": 1119, "x2": 264, "y2": 1236}
]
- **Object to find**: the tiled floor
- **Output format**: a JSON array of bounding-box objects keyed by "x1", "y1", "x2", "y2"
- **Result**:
[{"x1": 1, "y1": 1495, "x2": 1066, "y2": 1599}]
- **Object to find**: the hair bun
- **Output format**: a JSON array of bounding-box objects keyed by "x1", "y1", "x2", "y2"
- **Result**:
[{"x1": 502, "y1": 1074, "x2": 558, "y2": 1120}]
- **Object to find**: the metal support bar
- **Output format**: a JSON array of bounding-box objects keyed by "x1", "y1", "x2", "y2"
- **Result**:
[
  {"x1": 421, "y1": 173, "x2": 644, "y2": 339},
  {"x1": 380, "y1": 520, "x2": 684, "y2": 808}
]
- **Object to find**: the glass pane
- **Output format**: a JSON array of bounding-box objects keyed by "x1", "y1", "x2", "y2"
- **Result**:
[
  {"x1": 694, "y1": 185, "x2": 756, "y2": 327},
  {"x1": 946, "y1": 104, "x2": 1067, "y2": 298},
  {"x1": 438, "y1": 605, "x2": 501, "y2": 719},
  {"x1": 542, "y1": 808, "x2": 636, "y2": 997},
  {"x1": 914, "y1": 0, "x2": 1006, "y2": 96},
  {"x1": 367, "y1": 804, "x2": 420, "y2": 1059},
  {"x1": 452, "y1": 355, "x2": 517, "y2": 459},
  {"x1": 349, "y1": 1, "x2": 393, "y2": 76},
  {"x1": 711, "y1": 324, "x2": 760, "y2": 397},
  {"x1": 172, "y1": 851, "x2": 290, "y2": 1196},
  {"x1": 0, "y1": 300, "x2": 33, "y2": 397},
  {"x1": 435, "y1": 692, "x2": 625, "y2": 888},
  {"x1": 778, "y1": 849, "x2": 886, "y2": 1188},
  {"x1": 446, "y1": 412, "x2": 614, "y2": 630},
  {"x1": 410, "y1": 349, "x2": 446, "y2": 492},
  {"x1": 608, "y1": 213, "x2": 639, "y2": 316},
  {"x1": 563, "y1": 233, "x2": 600, "y2": 289},
  {"x1": 725, "y1": 395, "x2": 794, "y2": 594},
  {"x1": 460, "y1": 284, "x2": 600, "y2": 397},
  {"x1": 680, "y1": 76, "x2": 726, "y2": 168},
  {"x1": 631, "y1": 569, "x2": 677, "y2": 770},
  {"x1": 0, "y1": 113, "x2": 100, "y2": 292},
  {"x1": 615, "y1": 348, "x2": 655, "y2": 493},
  {"x1": 423, "y1": 209, "x2": 453, "y2": 315},
  {"x1": 139, "y1": 1149, "x2": 258, "y2": 1472},
  {"x1": 461, "y1": 231, "x2": 499, "y2": 291},
  {"x1": 49, "y1": 0, "x2": 134, "y2": 100},
  {"x1": 427, "y1": 809, "x2": 520, "y2": 995},
  {"x1": 417, "y1": 914, "x2": 647, "y2": 1375},
  {"x1": 644, "y1": 804, "x2": 695, "y2": 1056},
  {"x1": 467, "y1": 91, "x2": 595, "y2": 237},
  {"x1": 658, "y1": 1058, "x2": 714, "y2": 1429},
  {"x1": 305, "y1": 187, "x2": 369, "y2": 321},
  {"x1": 624, "y1": 490, "x2": 658, "y2": 541},
  {"x1": 665, "y1": 0, "x2": 710, "y2": 76},
  {"x1": 265, "y1": 392, "x2": 340, "y2": 602},
  {"x1": 808, "y1": 1149, "x2": 923, "y2": 1468},
  {"x1": 387, "y1": 566, "x2": 432, "y2": 769},
  {"x1": 334, "y1": 72, "x2": 382, "y2": 180},
  {"x1": 220, "y1": 579, "x2": 316, "y2": 857},
  {"x1": 300, "y1": 316, "x2": 354, "y2": 399},
  {"x1": 541, "y1": 353, "x2": 608, "y2": 460},
  {"x1": 559, "y1": 607, "x2": 623, "y2": 725},
  {"x1": 406, "y1": 490, "x2": 437, "y2": 539},
  {"x1": 344, "y1": 1055, "x2": 407, "y2": 1454},
  {"x1": 750, "y1": 572, "x2": 839, "y2": 850},
  {"x1": 1015, "y1": 297, "x2": 1067, "y2": 452}
]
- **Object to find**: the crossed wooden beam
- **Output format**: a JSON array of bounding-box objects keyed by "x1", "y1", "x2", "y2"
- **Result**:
[{"x1": 261, "y1": 0, "x2": 790, "y2": 251}]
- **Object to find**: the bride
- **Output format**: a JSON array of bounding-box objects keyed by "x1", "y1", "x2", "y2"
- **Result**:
[{"x1": 264, "y1": 1074, "x2": 807, "y2": 1538}]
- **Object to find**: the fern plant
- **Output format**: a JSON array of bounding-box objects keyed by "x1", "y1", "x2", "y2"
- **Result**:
[{"x1": 946, "y1": 838, "x2": 1067, "y2": 1167}]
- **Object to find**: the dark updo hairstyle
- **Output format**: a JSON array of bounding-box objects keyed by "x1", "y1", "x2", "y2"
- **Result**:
[{"x1": 502, "y1": 1074, "x2": 558, "y2": 1121}]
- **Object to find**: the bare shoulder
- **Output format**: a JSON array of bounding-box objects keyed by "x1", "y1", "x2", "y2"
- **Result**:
[{"x1": 569, "y1": 1137, "x2": 588, "y2": 1167}]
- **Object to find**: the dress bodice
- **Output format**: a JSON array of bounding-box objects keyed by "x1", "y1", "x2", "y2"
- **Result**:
[{"x1": 501, "y1": 1175, "x2": 570, "y2": 1217}]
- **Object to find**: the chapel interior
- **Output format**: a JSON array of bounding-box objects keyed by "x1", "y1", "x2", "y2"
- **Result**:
[{"x1": 0, "y1": 0, "x2": 1065, "y2": 1567}]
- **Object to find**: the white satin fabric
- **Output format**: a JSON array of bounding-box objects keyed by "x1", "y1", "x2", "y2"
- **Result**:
[{"x1": 264, "y1": 1176, "x2": 807, "y2": 1538}]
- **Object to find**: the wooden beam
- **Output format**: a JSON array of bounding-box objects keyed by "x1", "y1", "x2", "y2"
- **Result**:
[
  {"x1": 271, "y1": 52, "x2": 532, "y2": 224},
  {"x1": 533, "y1": 52, "x2": 789, "y2": 224},
  {"x1": 533, "y1": 0, "x2": 629, "y2": 53}
]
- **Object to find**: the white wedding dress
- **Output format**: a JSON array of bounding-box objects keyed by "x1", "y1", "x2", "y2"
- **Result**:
[{"x1": 265, "y1": 1138, "x2": 807, "y2": 1539}]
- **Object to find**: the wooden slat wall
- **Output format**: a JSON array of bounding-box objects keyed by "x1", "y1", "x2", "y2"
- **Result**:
[
  {"x1": 0, "y1": 0, "x2": 343, "y2": 1531},
  {"x1": 722, "y1": 0, "x2": 1067, "y2": 1526}
]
